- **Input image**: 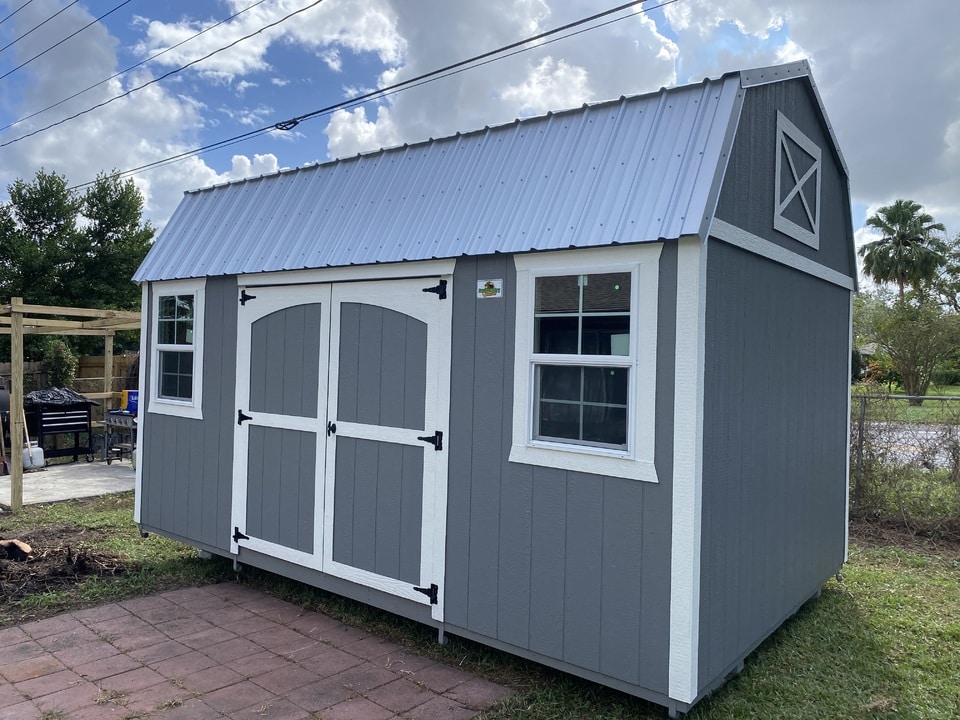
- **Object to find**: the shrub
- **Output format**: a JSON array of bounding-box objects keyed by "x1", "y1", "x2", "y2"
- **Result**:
[{"x1": 42, "y1": 339, "x2": 78, "y2": 388}]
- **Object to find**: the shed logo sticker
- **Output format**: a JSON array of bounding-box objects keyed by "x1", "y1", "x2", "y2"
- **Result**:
[{"x1": 477, "y1": 279, "x2": 503, "y2": 299}]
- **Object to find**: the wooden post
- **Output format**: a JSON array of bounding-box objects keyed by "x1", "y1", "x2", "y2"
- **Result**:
[
  {"x1": 9, "y1": 297, "x2": 23, "y2": 512},
  {"x1": 104, "y1": 331, "x2": 114, "y2": 408}
]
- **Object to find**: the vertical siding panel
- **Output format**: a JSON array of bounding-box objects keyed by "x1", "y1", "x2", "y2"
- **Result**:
[
  {"x1": 246, "y1": 426, "x2": 263, "y2": 539},
  {"x1": 563, "y1": 473, "x2": 603, "y2": 671},
  {"x1": 378, "y1": 310, "x2": 406, "y2": 428},
  {"x1": 356, "y1": 306, "x2": 383, "y2": 425},
  {"x1": 298, "y1": 430, "x2": 315, "y2": 552},
  {"x1": 497, "y1": 464, "x2": 532, "y2": 646},
  {"x1": 282, "y1": 307, "x2": 306, "y2": 416},
  {"x1": 337, "y1": 303, "x2": 360, "y2": 424},
  {"x1": 403, "y1": 318, "x2": 427, "y2": 430},
  {"x1": 444, "y1": 257, "x2": 479, "y2": 627},
  {"x1": 600, "y1": 477, "x2": 642, "y2": 683},
  {"x1": 333, "y1": 436, "x2": 357, "y2": 565},
  {"x1": 374, "y1": 442, "x2": 403, "y2": 580},
  {"x1": 352, "y1": 437, "x2": 379, "y2": 571},
  {"x1": 528, "y1": 465, "x2": 567, "y2": 658},
  {"x1": 465, "y1": 256, "x2": 507, "y2": 637},
  {"x1": 399, "y1": 444, "x2": 423, "y2": 584}
]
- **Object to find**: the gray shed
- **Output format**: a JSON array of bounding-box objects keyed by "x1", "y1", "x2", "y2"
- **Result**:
[{"x1": 133, "y1": 60, "x2": 855, "y2": 715}]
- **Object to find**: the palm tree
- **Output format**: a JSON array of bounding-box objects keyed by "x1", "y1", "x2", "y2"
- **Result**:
[{"x1": 858, "y1": 199, "x2": 947, "y2": 298}]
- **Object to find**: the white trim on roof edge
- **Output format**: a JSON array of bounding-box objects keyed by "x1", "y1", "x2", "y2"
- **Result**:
[{"x1": 236, "y1": 259, "x2": 458, "y2": 287}]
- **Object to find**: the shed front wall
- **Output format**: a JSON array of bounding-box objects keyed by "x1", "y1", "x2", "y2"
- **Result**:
[
  {"x1": 138, "y1": 247, "x2": 681, "y2": 703},
  {"x1": 444, "y1": 250, "x2": 678, "y2": 698},
  {"x1": 698, "y1": 239, "x2": 850, "y2": 694}
]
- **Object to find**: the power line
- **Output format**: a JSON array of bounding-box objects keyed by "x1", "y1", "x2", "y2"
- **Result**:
[
  {"x1": 0, "y1": 0, "x2": 78, "y2": 53},
  {"x1": 69, "y1": 0, "x2": 679, "y2": 188},
  {"x1": 0, "y1": 0, "x2": 272, "y2": 134},
  {"x1": 0, "y1": 0, "x2": 38, "y2": 29},
  {"x1": 0, "y1": 0, "x2": 326, "y2": 148},
  {"x1": 0, "y1": 0, "x2": 135, "y2": 82}
]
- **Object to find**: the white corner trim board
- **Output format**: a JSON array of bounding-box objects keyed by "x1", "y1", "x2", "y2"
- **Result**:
[{"x1": 669, "y1": 236, "x2": 706, "y2": 704}]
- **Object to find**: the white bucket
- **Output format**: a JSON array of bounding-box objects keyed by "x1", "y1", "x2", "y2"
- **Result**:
[{"x1": 22, "y1": 442, "x2": 44, "y2": 469}]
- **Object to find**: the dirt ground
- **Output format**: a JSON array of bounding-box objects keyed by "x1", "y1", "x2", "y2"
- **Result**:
[{"x1": 0, "y1": 524, "x2": 125, "y2": 604}]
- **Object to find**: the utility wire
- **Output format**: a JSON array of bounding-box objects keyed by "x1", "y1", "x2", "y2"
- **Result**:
[
  {"x1": 0, "y1": 0, "x2": 38, "y2": 29},
  {"x1": 0, "y1": 0, "x2": 325, "y2": 147},
  {"x1": 69, "y1": 0, "x2": 678, "y2": 188},
  {"x1": 0, "y1": 0, "x2": 135, "y2": 82},
  {"x1": 0, "y1": 0, "x2": 77, "y2": 53},
  {"x1": 0, "y1": 0, "x2": 272, "y2": 134}
]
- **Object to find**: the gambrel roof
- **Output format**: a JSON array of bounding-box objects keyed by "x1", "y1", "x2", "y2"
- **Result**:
[{"x1": 135, "y1": 61, "x2": 839, "y2": 282}]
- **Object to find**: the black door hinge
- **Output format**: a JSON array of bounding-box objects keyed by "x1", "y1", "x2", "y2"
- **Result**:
[
  {"x1": 421, "y1": 279, "x2": 447, "y2": 300},
  {"x1": 417, "y1": 430, "x2": 443, "y2": 451},
  {"x1": 233, "y1": 527, "x2": 249, "y2": 543},
  {"x1": 237, "y1": 409, "x2": 252, "y2": 425},
  {"x1": 413, "y1": 583, "x2": 439, "y2": 604},
  {"x1": 239, "y1": 289, "x2": 257, "y2": 305}
]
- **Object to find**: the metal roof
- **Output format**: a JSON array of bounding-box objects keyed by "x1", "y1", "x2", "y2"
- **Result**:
[{"x1": 135, "y1": 69, "x2": 751, "y2": 282}]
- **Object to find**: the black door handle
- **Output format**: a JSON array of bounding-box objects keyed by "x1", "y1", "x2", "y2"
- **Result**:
[{"x1": 327, "y1": 421, "x2": 337, "y2": 436}]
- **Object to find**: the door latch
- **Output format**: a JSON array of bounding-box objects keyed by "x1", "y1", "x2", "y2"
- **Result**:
[
  {"x1": 417, "y1": 430, "x2": 443, "y2": 451},
  {"x1": 327, "y1": 421, "x2": 337, "y2": 436}
]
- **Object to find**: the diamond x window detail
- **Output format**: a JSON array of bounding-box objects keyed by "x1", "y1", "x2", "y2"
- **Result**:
[{"x1": 774, "y1": 111, "x2": 821, "y2": 249}]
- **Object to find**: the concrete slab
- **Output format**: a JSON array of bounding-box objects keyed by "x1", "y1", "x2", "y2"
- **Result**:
[{"x1": 0, "y1": 459, "x2": 134, "y2": 508}]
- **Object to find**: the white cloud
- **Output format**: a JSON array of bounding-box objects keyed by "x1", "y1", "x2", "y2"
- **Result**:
[
  {"x1": 136, "y1": 0, "x2": 404, "y2": 82},
  {"x1": 220, "y1": 153, "x2": 280, "y2": 182},
  {"x1": 501, "y1": 57, "x2": 591, "y2": 116},
  {"x1": 235, "y1": 80, "x2": 257, "y2": 95},
  {"x1": 325, "y1": 105, "x2": 399, "y2": 158}
]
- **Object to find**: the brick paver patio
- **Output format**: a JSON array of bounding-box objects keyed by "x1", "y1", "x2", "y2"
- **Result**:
[{"x1": 0, "y1": 583, "x2": 513, "y2": 719}]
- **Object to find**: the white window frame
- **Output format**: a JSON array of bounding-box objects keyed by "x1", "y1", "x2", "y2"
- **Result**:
[
  {"x1": 149, "y1": 278, "x2": 205, "y2": 420},
  {"x1": 510, "y1": 245, "x2": 660, "y2": 483}
]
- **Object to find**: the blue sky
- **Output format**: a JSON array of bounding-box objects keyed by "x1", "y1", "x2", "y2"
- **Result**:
[{"x1": 0, "y1": 0, "x2": 958, "y2": 248}]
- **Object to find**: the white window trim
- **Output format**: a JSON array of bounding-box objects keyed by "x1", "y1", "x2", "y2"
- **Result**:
[
  {"x1": 510, "y1": 245, "x2": 661, "y2": 483},
  {"x1": 149, "y1": 278, "x2": 205, "y2": 420}
]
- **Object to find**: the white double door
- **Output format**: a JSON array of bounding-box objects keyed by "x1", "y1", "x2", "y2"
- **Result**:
[{"x1": 230, "y1": 276, "x2": 451, "y2": 620}]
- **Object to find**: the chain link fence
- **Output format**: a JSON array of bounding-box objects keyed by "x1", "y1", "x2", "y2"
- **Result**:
[{"x1": 850, "y1": 393, "x2": 960, "y2": 531}]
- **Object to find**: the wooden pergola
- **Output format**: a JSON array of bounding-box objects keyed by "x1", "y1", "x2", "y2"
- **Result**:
[{"x1": 0, "y1": 298, "x2": 140, "y2": 511}]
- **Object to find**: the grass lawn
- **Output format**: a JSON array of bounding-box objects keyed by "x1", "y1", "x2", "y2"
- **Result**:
[{"x1": 2, "y1": 494, "x2": 959, "y2": 719}]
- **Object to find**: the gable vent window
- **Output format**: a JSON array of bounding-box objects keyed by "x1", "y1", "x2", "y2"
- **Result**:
[
  {"x1": 511, "y1": 245, "x2": 660, "y2": 483},
  {"x1": 774, "y1": 111, "x2": 821, "y2": 249}
]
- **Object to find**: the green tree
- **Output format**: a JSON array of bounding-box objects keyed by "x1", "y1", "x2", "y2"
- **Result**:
[
  {"x1": 858, "y1": 199, "x2": 947, "y2": 298},
  {"x1": 0, "y1": 169, "x2": 154, "y2": 360},
  {"x1": 866, "y1": 296, "x2": 960, "y2": 403}
]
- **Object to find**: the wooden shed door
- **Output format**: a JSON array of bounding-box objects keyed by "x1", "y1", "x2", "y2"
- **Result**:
[
  {"x1": 231, "y1": 285, "x2": 331, "y2": 571},
  {"x1": 231, "y1": 277, "x2": 451, "y2": 621},
  {"x1": 322, "y1": 278, "x2": 451, "y2": 620}
]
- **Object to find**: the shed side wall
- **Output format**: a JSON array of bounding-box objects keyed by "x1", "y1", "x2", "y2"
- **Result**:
[
  {"x1": 444, "y1": 249, "x2": 677, "y2": 695},
  {"x1": 714, "y1": 78, "x2": 854, "y2": 281},
  {"x1": 139, "y1": 275, "x2": 238, "y2": 551},
  {"x1": 698, "y1": 240, "x2": 849, "y2": 691}
]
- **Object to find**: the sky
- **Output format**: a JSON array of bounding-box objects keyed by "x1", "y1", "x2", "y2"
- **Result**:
[{"x1": 0, "y1": 0, "x2": 958, "y2": 254}]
